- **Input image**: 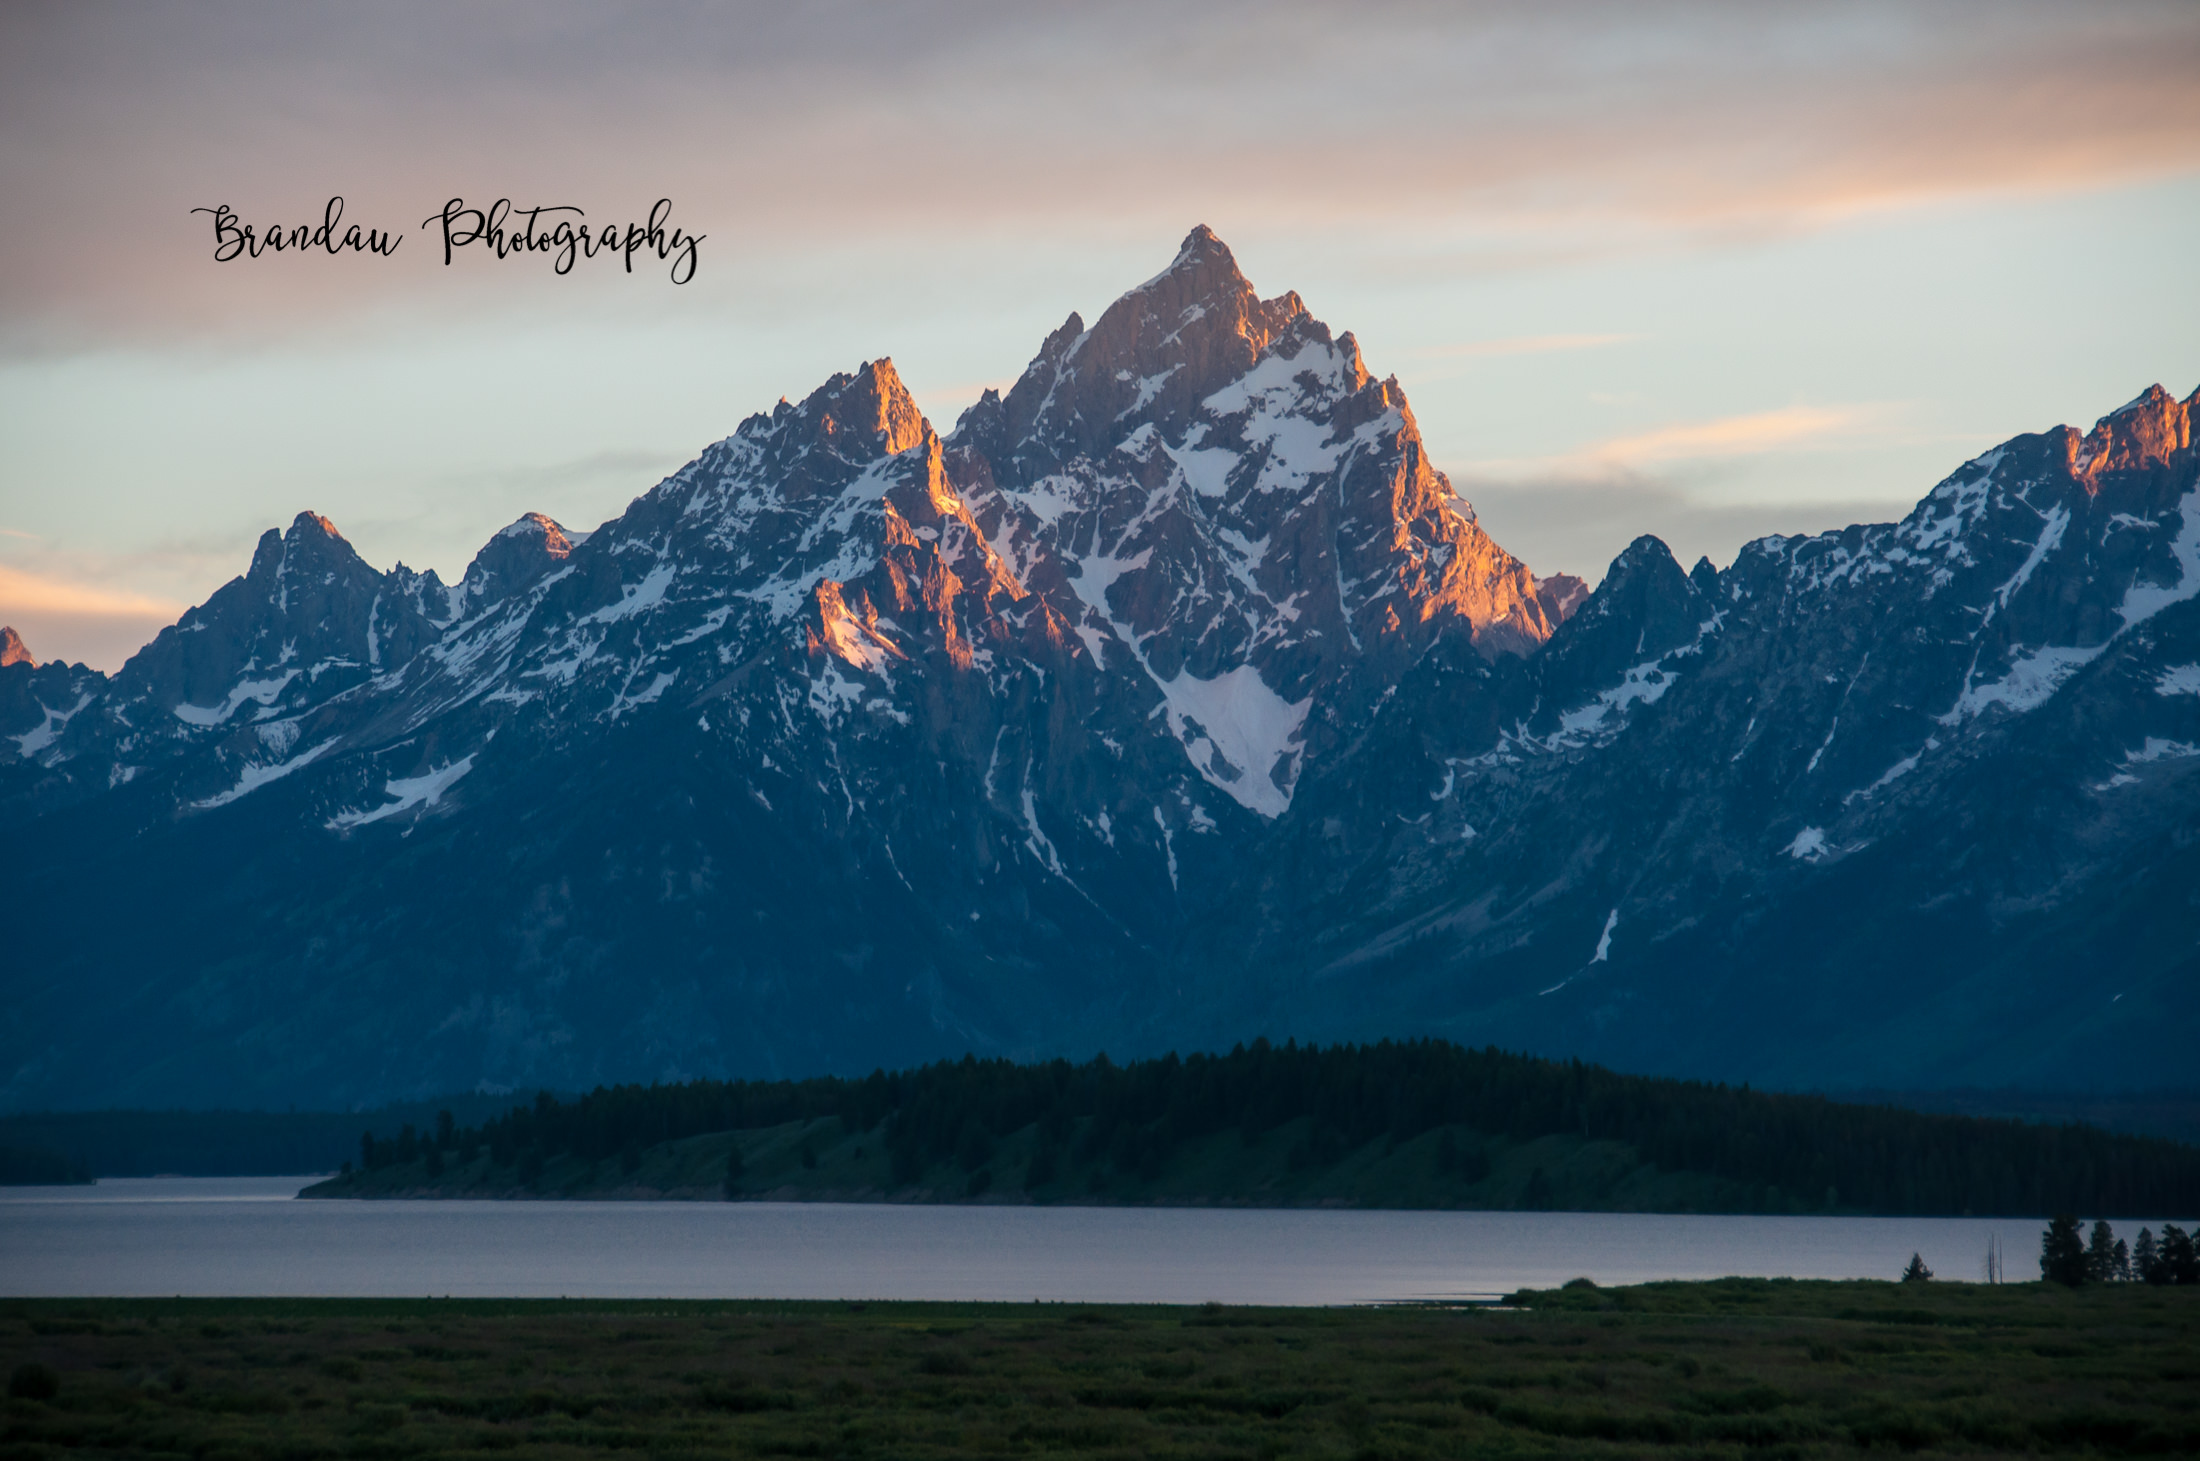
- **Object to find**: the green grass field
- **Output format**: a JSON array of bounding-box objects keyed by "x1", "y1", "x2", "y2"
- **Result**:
[{"x1": 4, "y1": 1281, "x2": 2194, "y2": 1458}]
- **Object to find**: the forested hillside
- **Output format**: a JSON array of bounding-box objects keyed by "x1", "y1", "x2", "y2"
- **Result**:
[{"x1": 309, "y1": 1041, "x2": 2200, "y2": 1216}]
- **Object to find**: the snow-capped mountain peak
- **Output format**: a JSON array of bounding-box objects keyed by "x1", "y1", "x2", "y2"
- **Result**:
[{"x1": 4, "y1": 233, "x2": 2194, "y2": 1112}]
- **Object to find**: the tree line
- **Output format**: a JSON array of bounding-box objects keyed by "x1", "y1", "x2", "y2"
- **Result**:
[
  {"x1": 351, "y1": 1040, "x2": 2200, "y2": 1216},
  {"x1": 0, "y1": 1095, "x2": 524, "y2": 1177},
  {"x1": 2039, "y1": 1216, "x2": 2200, "y2": 1285}
]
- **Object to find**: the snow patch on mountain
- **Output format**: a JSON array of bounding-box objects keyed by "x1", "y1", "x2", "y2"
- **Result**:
[
  {"x1": 1058, "y1": 529, "x2": 1312, "y2": 815},
  {"x1": 2113, "y1": 485, "x2": 2200, "y2": 630},
  {"x1": 1155, "y1": 664, "x2": 1310, "y2": 818},
  {"x1": 812, "y1": 586, "x2": 906, "y2": 674},
  {"x1": 172, "y1": 671, "x2": 301, "y2": 727},
  {"x1": 1020, "y1": 782, "x2": 1066, "y2": 876},
  {"x1": 1165, "y1": 439, "x2": 1238, "y2": 499},
  {"x1": 1592, "y1": 908, "x2": 1617, "y2": 962},
  {"x1": 1986, "y1": 503, "x2": 2069, "y2": 621},
  {"x1": 194, "y1": 739, "x2": 335, "y2": 809},
  {"x1": 327, "y1": 755, "x2": 478, "y2": 829},
  {"x1": 585, "y1": 562, "x2": 677, "y2": 624},
  {"x1": 1942, "y1": 645, "x2": 2104, "y2": 723},
  {"x1": 1551, "y1": 659, "x2": 1676, "y2": 745},
  {"x1": 808, "y1": 662, "x2": 870, "y2": 722},
  {"x1": 2125, "y1": 737, "x2": 2200, "y2": 765},
  {"x1": 1783, "y1": 826, "x2": 1830, "y2": 861},
  {"x1": 12, "y1": 690, "x2": 92, "y2": 758},
  {"x1": 608, "y1": 670, "x2": 679, "y2": 718},
  {"x1": 1200, "y1": 341, "x2": 1358, "y2": 496},
  {"x1": 1845, "y1": 741, "x2": 1935, "y2": 804}
]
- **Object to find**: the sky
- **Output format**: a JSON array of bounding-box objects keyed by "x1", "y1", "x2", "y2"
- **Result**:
[{"x1": 1, "y1": 0, "x2": 2196, "y2": 670}]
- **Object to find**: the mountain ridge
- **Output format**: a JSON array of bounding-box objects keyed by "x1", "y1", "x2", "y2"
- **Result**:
[{"x1": 3, "y1": 228, "x2": 2195, "y2": 1110}]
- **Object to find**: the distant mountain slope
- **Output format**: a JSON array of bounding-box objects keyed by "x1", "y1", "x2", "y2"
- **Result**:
[
  {"x1": 1225, "y1": 384, "x2": 2200, "y2": 1091},
  {"x1": 2, "y1": 229, "x2": 2193, "y2": 1109}
]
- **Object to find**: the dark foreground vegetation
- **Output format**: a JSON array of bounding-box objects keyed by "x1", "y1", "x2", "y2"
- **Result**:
[
  {"x1": 311, "y1": 1041, "x2": 2200, "y2": 1216},
  {"x1": 4, "y1": 1282, "x2": 2196, "y2": 1459}
]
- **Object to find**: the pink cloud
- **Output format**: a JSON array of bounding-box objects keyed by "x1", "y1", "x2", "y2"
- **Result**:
[{"x1": 4, "y1": 2, "x2": 2195, "y2": 348}]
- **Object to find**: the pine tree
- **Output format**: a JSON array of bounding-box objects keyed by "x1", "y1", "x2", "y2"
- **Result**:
[
  {"x1": 2162, "y1": 1224, "x2": 2200, "y2": 1285},
  {"x1": 2039, "y1": 1214, "x2": 2087, "y2": 1286},
  {"x1": 2133, "y1": 1228, "x2": 2163, "y2": 1284},
  {"x1": 2085, "y1": 1220, "x2": 2120, "y2": 1282},
  {"x1": 1901, "y1": 1252, "x2": 1932, "y2": 1283}
]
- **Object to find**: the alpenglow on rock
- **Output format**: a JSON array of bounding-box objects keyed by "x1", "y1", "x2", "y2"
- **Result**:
[{"x1": 2, "y1": 230, "x2": 2196, "y2": 1111}]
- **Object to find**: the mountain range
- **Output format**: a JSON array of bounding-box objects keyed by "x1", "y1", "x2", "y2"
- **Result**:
[{"x1": 4, "y1": 226, "x2": 2195, "y2": 1110}]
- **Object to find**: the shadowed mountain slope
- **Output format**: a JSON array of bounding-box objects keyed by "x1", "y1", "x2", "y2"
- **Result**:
[{"x1": 3, "y1": 232, "x2": 2194, "y2": 1109}]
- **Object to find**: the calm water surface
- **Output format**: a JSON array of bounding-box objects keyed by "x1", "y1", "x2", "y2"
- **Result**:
[{"x1": 0, "y1": 1177, "x2": 2149, "y2": 1304}]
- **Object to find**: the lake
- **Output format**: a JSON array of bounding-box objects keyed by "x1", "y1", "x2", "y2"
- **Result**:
[{"x1": 0, "y1": 1177, "x2": 2155, "y2": 1303}]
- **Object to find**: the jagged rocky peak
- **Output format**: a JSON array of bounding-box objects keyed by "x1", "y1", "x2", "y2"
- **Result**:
[
  {"x1": 159, "y1": 509, "x2": 384, "y2": 666},
  {"x1": 112, "y1": 509, "x2": 439, "y2": 723},
  {"x1": 244, "y1": 511, "x2": 353, "y2": 582},
  {"x1": 490, "y1": 509, "x2": 580, "y2": 560},
  {"x1": 457, "y1": 511, "x2": 581, "y2": 612},
  {"x1": 922, "y1": 227, "x2": 1578, "y2": 818},
  {"x1": 1528, "y1": 535, "x2": 1713, "y2": 727},
  {"x1": 1564, "y1": 537, "x2": 1708, "y2": 654},
  {"x1": 790, "y1": 357, "x2": 929, "y2": 461},
  {"x1": 1534, "y1": 574, "x2": 1590, "y2": 625},
  {"x1": 2066, "y1": 382, "x2": 2195, "y2": 482},
  {"x1": 723, "y1": 358, "x2": 937, "y2": 510},
  {"x1": 957, "y1": 224, "x2": 1342, "y2": 482},
  {"x1": 0, "y1": 631, "x2": 105, "y2": 763}
]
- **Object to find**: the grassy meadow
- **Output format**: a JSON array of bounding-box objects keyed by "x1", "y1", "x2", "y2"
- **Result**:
[{"x1": 4, "y1": 1280, "x2": 2195, "y2": 1458}]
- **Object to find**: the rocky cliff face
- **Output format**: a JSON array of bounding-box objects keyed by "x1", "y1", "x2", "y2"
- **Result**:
[{"x1": 2, "y1": 231, "x2": 2193, "y2": 1110}]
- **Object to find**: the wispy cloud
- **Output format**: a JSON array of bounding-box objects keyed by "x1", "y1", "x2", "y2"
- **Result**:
[
  {"x1": 0, "y1": 565, "x2": 184, "y2": 619},
  {"x1": 1589, "y1": 404, "x2": 1898, "y2": 465},
  {"x1": 1412, "y1": 334, "x2": 1641, "y2": 360},
  {"x1": 1467, "y1": 403, "x2": 1909, "y2": 479},
  {"x1": 0, "y1": 564, "x2": 189, "y2": 670}
]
